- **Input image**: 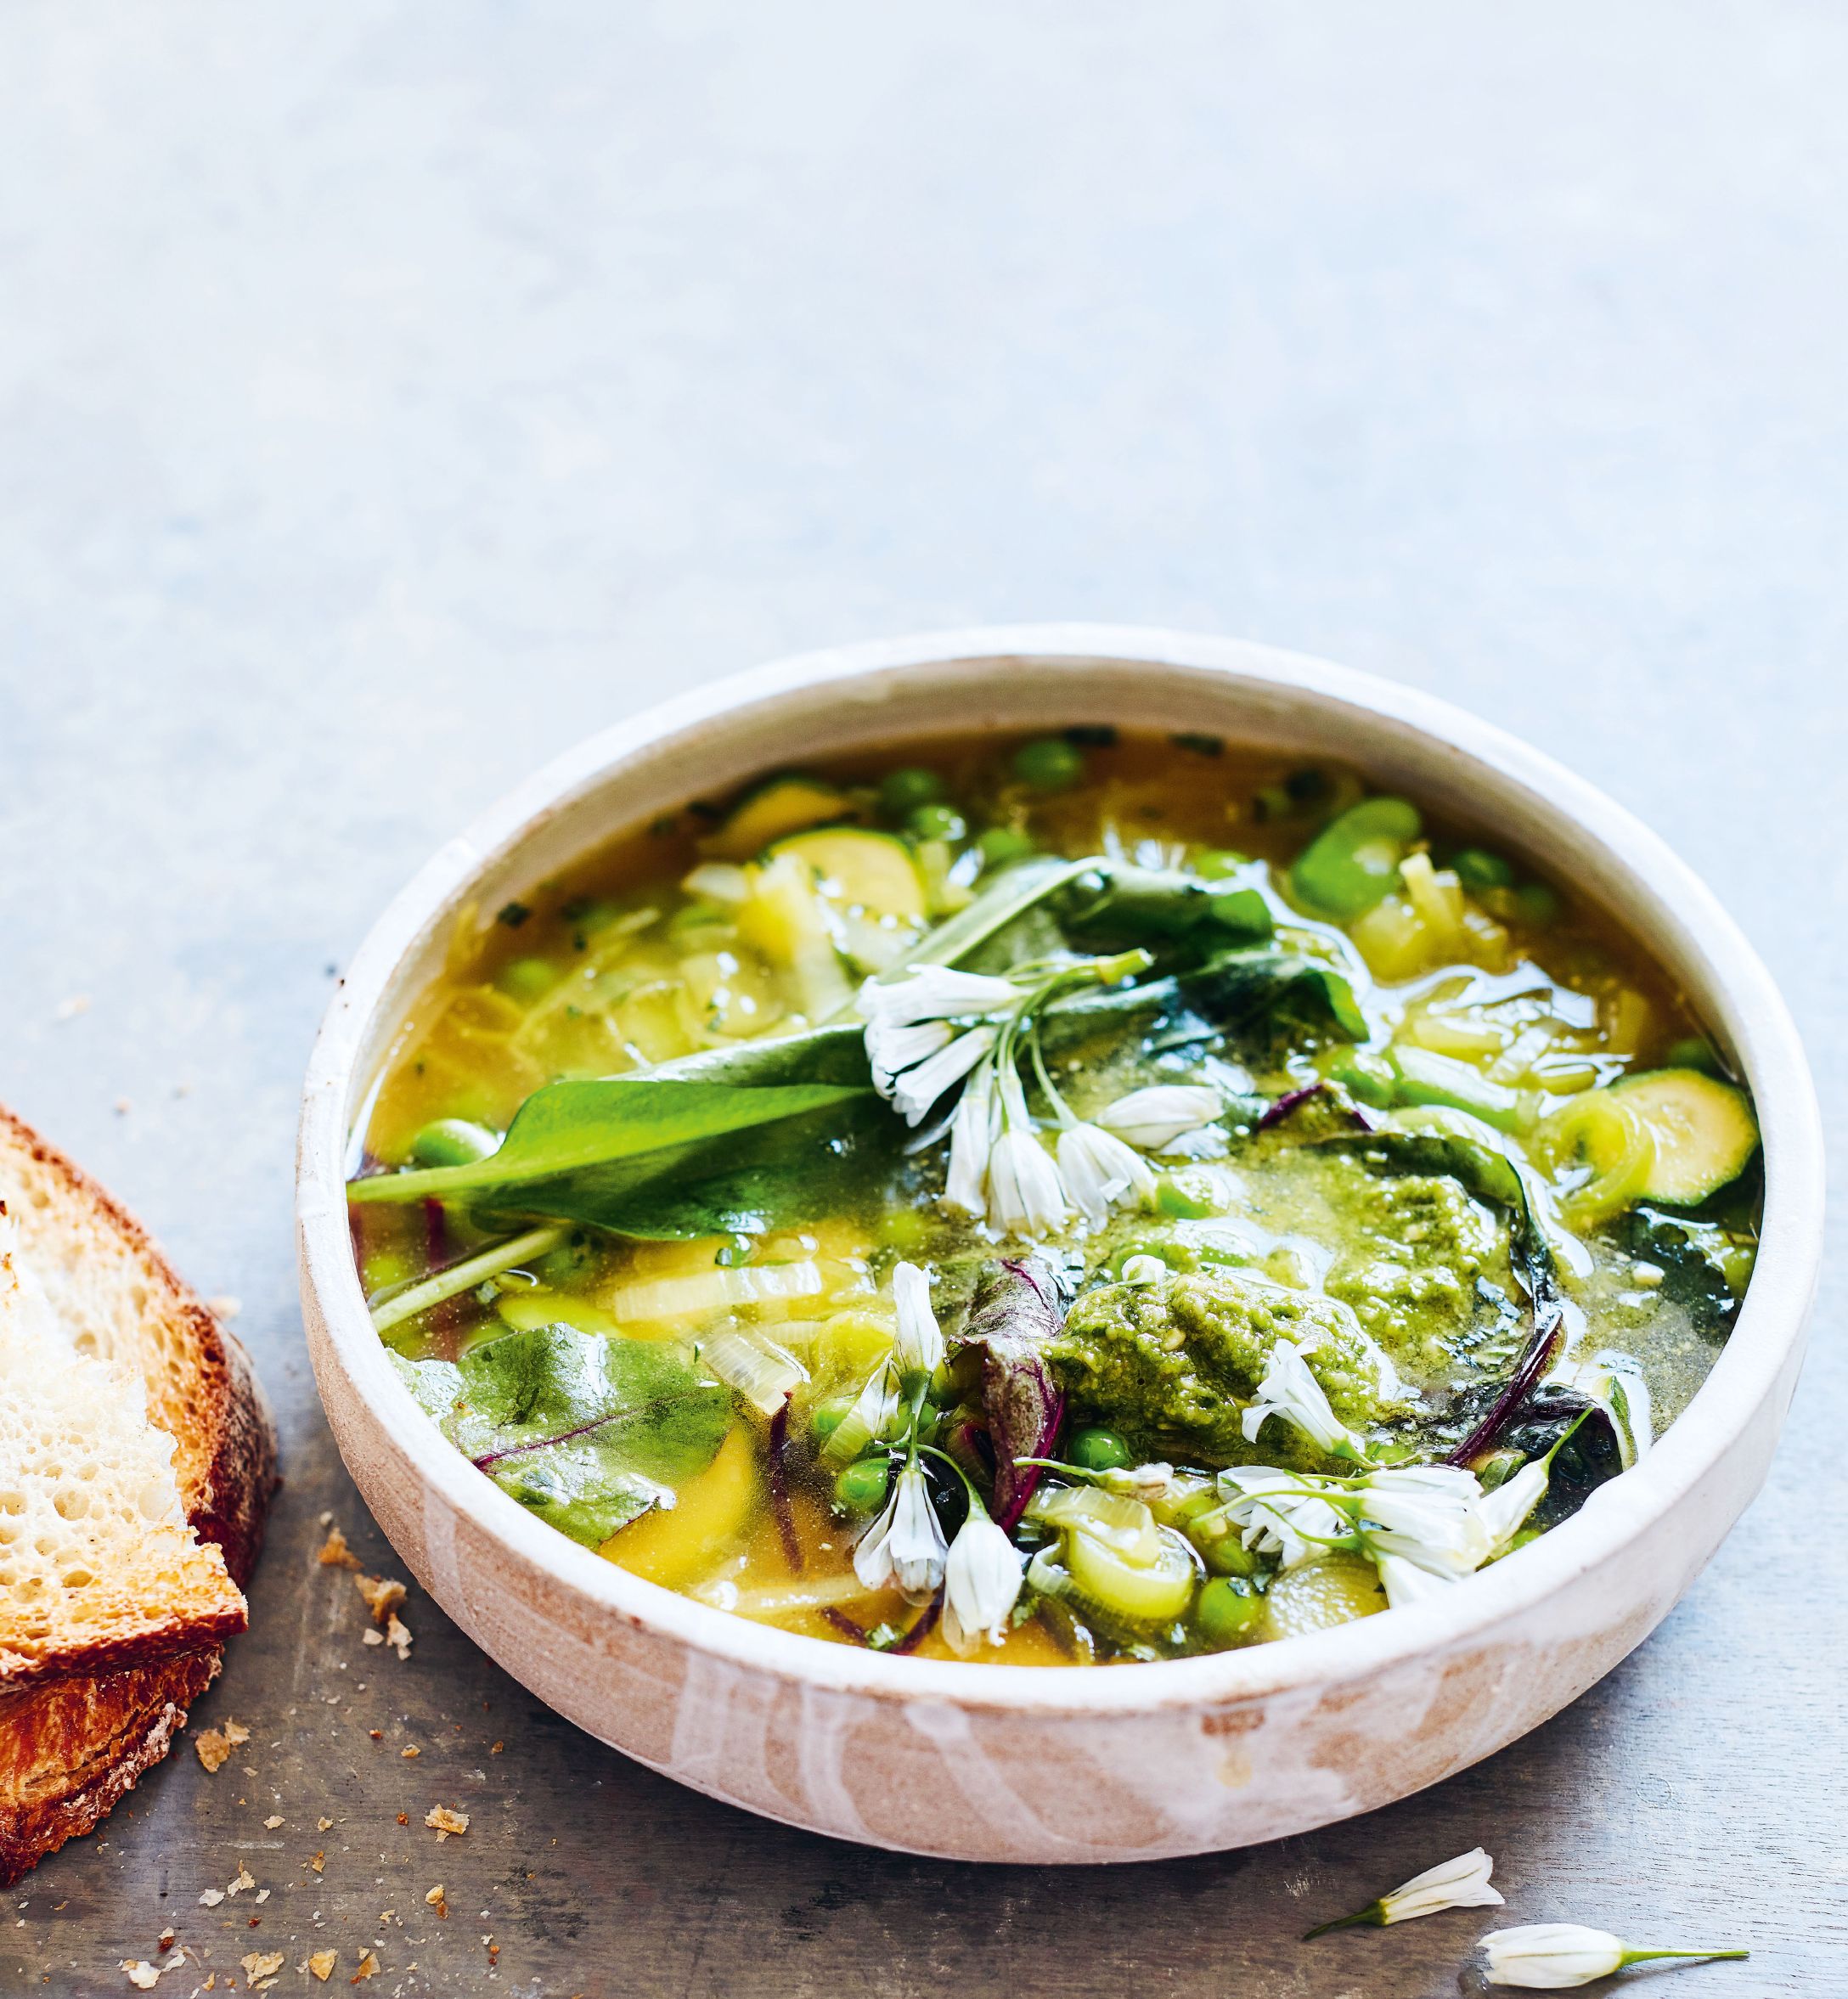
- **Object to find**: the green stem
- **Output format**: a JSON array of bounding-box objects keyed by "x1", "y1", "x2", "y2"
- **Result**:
[
  {"x1": 1302, "y1": 1903, "x2": 1384, "y2": 1940},
  {"x1": 1618, "y1": 1950, "x2": 1750, "y2": 1967},
  {"x1": 369, "y1": 1225, "x2": 565, "y2": 1333}
]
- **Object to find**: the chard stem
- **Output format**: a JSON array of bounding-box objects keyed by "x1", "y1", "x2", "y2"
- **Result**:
[{"x1": 369, "y1": 1225, "x2": 565, "y2": 1333}]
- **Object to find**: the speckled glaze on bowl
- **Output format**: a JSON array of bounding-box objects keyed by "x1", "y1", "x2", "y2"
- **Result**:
[{"x1": 296, "y1": 627, "x2": 1823, "y2": 1864}]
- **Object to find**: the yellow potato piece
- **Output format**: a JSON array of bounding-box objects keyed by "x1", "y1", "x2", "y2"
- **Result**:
[{"x1": 602, "y1": 1425, "x2": 758, "y2": 1587}]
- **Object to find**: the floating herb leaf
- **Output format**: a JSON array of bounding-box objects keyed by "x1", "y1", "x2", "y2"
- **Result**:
[
  {"x1": 391, "y1": 1323, "x2": 732, "y2": 1546},
  {"x1": 1057, "y1": 865, "x2": 1274, "y2": 954},
  {"x1": 1039, "y1": 945, "x2": 1368, "y2": 1053},
  {"x1": 350, "y1": 1076, "x2": 882, "y2": 1237},
  {"x1": 1624, "y1": 1204, "x2": 1749, "y2": 1341}
]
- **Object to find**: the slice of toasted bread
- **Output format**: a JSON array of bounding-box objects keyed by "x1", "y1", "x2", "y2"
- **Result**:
[
  {"x1": 0, "y1": 1103, "x2": 276, "y2": 1884},
  {"x1": 0, "y1": 1106, "x2": 274, "y2": 1587}
]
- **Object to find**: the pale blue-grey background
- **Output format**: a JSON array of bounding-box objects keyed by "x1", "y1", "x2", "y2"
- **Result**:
[{"x1": 0, "y1": 6, "x2": 1841, "y2": 1995}]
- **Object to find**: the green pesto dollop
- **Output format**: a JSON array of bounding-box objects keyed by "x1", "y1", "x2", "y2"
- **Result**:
[
  {"x1": 1046, "y1": 1269, "x2": 1397, "y2": 1468},
  {"x1": 1319, "y1": 1167, "x2": 1506, "y2": 1366}
]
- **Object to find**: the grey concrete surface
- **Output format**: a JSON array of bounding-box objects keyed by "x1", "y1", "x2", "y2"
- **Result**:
[{"x1": 1, "y1": 4, "x2": 1843, "y2": 1994}]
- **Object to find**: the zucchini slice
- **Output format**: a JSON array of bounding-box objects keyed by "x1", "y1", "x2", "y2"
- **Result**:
[
  {"x1": 1609, "y1": 1067, "x2": 1759, "y2": 1206},
  {"x1": 705, "y1": 775, "x2": 851, "y2": 861},
  {"x1": 770, "y1": 828, "x2": 927, "y2": 921}
]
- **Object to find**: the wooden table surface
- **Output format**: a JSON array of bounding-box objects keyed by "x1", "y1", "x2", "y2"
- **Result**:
[{"x1": 2, "y1": 6, "x2": 1843, "y2": 1994}]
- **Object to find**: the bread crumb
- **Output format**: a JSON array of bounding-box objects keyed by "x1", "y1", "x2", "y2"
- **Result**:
[
  {"x1": 489, "y1": 1741, "x2": 504, "y2": 1754},
  {"x1": 198, "y1": 1890, "x2": 224, "y2": 1908},
  {"x1": 424, "y1": 1885, "x2": 447, "y2": 1918},
  {"x1": 317, "y1": 1817, "x2": 334, "y2": 1832},
  {"x1": 223, "y1": 1719, "x2": 251, "y2": 1748},
  {"x1": 155, "y1": 1929, "x2": 175, "y2": 1952},
  {"x1": 385, "y1": 1613, "x2": 412, "y2": 1661},
  {"x1": 308, "y1": 1851, "x2": 324, "y2": 1873},
  {"x1": 121, "y1": 1962, "x2": 160, "y2": 1990},
  {"x1": 255, "y1": 1889, "x2": 269, "y2": 1904},
  {"x1": 361, "y1": 1629, "x2": 383, "y2": 1647},
  {"x1": 354, "y1": 1575, "x2": 406, "y2": 1625},
  {"x1": 240, "y1": 1951, "x2": 284, "y2": 1991},
  {"x1": 226, "y1": 1864, "x2": 256, "y2": 1897},
  {"x1": 400, "y1": 1746, "x2": 420, "y2": 1760},
  {"x1": 349, "y1": 1951, "x2": 380, "y2": 1983},
  {"x1": 396, "y1": 1814, "x2": 408, "y2": 1827},
  {"x1": 424, "y1": 1806, "x2": 469, "y2": 1840},
  {"x1": 194, "y1": 1731, "x2": 230, "y2": 1773},
  {"x1": 306, "y1": 1951, "x2": 336, "y2": 1983},
  {"x1": 206, "y1": 1295, "x2": 242, "y2": 1320},
  {"x1": 318, "y1": 1526, "x2": 362, "y2": 1570},
  {"x1": 262, "y1": 1815, "x2": 283, "y2": 1829}
]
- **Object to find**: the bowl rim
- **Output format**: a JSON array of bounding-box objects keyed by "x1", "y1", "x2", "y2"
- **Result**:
[{"x1": 297, "y1": 622, "x2": 1824, "y2": 1720}]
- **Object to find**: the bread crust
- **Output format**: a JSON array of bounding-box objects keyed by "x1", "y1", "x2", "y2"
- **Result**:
[
  {"x1": 0, "y1": 1101, "x2": 278, "y2": 1878},
  {"x1": 0, "y1": 1648, "x2": 222, "y2": 1888}
]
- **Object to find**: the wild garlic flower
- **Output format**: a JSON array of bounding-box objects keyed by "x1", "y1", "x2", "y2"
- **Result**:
[
  {"x1": 1241, "y1": 1339, "x2": 1372, "y2": 1465},
  {"x1": 859, "y1": 969, "x2": 1017, "y2": 1128},
  {"x1": 1217, "y1": 1462, "x2": 1493, "y2": 1606},
  {"x1": 854, "y1": 1456, "x2": 948, "y2": 1602},
  {"x1": 1549, "y1": 1349, "x2": 1654, "y2": 1469},
  {"x1": 891, "y1": 1260, "x2": 944, "y2": 1378},
  {"x1": 984, "y1": 1069, "x2": 1068, "y2": 1238},
  {"x1": 1095, "y1": 1084, "x2": 1224, "y2": 1151},
  {"x1": 1215, "y1": 1466, "x2": 1349, "y2": 1571},
  {"x1": 1479, "y1": 1454, "x2": 1552, "y2": 1555},
  {"x1": 944, "y1": 1064, "x2": 998, "y2": 1218},
  {"x1": 1349, "y1": 1465, "x2": 1492, "y2": 1579},
  {"x1": 1120, "y1": 1253, "x2": 1168, "y2": 1287},
  {"x1": 1056, "y1": 1120, "x2": 1156, "y2": 1227},
  {"x1": 1479, "y1": 1924, "x2": 1747, "y2": 1989},
  {"x1": 941, "y1": 1499, "x2": 1024, "y2": 1653},
  {"x1": 1305, "y1": 1844, "x2": 1502, "y2": 1936}
]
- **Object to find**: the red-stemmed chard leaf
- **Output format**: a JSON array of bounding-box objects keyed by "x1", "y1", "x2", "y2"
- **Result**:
[{"x1": 958, "y1": 1256, "x2": 1071, "y2": 1529}]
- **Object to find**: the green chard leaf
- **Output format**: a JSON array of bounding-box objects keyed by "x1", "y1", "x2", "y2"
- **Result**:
[{"x1": 391, "y1": 1324, "x2": 731, "y2": 1546}]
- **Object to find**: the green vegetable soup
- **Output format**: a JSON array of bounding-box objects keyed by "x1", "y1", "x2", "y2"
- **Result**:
[{"x1": 349, "y1": 731, "x2": 1759, "y2": 1664}]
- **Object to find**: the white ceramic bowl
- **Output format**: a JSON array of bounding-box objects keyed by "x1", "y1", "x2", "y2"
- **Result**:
[{"x1": 297, "y1": 626, "x2": 1823, "y2": 1864}]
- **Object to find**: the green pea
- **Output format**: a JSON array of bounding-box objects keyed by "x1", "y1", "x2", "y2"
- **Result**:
[
  {"x1": 1011, "y1": 736, "x2": 1086, "y2": 793},
  {"x1": 808, "y1": 1398, "x2": 853, "y2": 1444},
  {"x1": 1451, "y1": 847, "x2": 1514, "y2": 892},
  {"x1": 834, "y1": 1456, "x2": 892, "y2": 1512},
  {"x1": 1513, "y1": 881, "x2": 1562, "y2": 926},
  {"x1": 1192, "y1": 847, "x2": 1251, "y2": 879},
  {"x1": 1288, "y1": 797, "x2": 1423, "y2": 921},
  {"x1": 978, "y1": 825, "x2": 1037, "y2": 869},
  {"x1": 880, "y1": 767, "x2": 945, "y2": 816},
  {"x1": 1197, "y1": 1577, "x2": 1264, "y2": 1645},
  {"x1": 408, "y1": 1118, "x2": 501, "y2": 1168},
  {"x1": 1069, "y1": 1426, "x2": 1132, "y2": 1474},
  {"x1": 1201, "y1": 1533, "x2": 1262, "y2": 1579},
  {"x1": 494, "y1": 955, "x2": 561, "y2": 1003},
  {"x1": 907, "y1": 802, "x2": 968, "y2": 842}
]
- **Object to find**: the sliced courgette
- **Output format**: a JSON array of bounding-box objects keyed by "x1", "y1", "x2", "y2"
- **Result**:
[
  {"x1": 769, "y1": 828, "x2": 927, "y2": 921},
  {"x1": 705, "y1": 775, "x2": 851, "y2": 861},
  {"x1": 1609, "y1": 1067, "x2": 1759, "y2": 1206}
]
